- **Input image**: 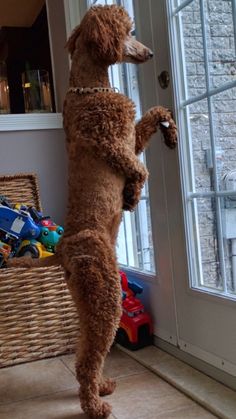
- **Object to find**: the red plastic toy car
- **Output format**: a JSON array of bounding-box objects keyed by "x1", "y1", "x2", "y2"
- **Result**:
[
  {"x1": 116, "y1": 271, "x2": 153, "y2": 350},
  {"x1": 0, "y1": 240, "x2": 12, "y2": 267}
]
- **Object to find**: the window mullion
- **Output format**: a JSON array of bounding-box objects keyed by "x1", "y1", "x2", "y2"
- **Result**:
[
  {"x1": 199, "y1": 0, "x2": 227, "y2": 292},
  {"x1": 123, "y1": 214, "x2": 130, "y2": 267},
  {"x1": 173, "y1": 0, "x2": 195, "y2": 15},
  {"x1": 188, "y1": 190, "x2": 236, "y2": 200},
  {"x1": 232, "y1": 0, "x2": 236, "y2": 56},
  {"x1": 182, "y1": 79, "x2": 236, "y2": 108}
]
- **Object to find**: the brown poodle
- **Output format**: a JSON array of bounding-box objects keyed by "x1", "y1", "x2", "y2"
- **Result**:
[{"x1": 9, "y1": 5, "x2": 177, "y2": 418}]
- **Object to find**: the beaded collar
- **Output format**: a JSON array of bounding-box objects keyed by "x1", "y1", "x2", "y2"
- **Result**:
[{"x1": 68, "y1": 86, "x2": 119, "y2": 94}]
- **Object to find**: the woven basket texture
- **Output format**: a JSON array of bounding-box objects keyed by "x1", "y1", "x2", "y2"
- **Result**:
[{"x1": 0, "y1": 174, "x2": 79, "y2": 367}]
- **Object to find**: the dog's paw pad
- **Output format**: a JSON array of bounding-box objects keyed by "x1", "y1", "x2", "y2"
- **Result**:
[{"x1": 160, "y1": 121, "x2": 170, "y2": 128}]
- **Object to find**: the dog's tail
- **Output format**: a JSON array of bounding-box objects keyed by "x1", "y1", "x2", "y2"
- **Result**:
[{"x1": 7, "y1": 254, "x2": 59, "y2": 269}]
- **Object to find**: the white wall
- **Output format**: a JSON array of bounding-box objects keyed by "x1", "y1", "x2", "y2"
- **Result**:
[{"x1": 0, "y1": 129, "x2": 68, "y2": 225}]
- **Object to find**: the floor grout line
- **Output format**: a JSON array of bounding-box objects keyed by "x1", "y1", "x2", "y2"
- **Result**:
[
  {"x1": 59, "y1": 357, "x2": 76, "y2": 377},
  {"x1": 115, "y1": 370, "x2": 151, "y2": 381},
  {"x1": 0, "y1": 386, "x2": 78, "y2": 407},
  {"x1": 59, "y1": 354, "x2": 150, "y2": 382}
]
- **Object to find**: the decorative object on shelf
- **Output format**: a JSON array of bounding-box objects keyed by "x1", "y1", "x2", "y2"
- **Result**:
[
  {"x1": 22, "y1": 69, "x2": 53, "y2": 113},
  {"x1": 0, "y1": 61, "x2": 10, "y2": 114}
]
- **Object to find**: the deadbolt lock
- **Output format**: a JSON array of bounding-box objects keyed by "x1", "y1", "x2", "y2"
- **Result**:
[{"x1": 158, "y1": 70, "x2": 170, "y2": 89}]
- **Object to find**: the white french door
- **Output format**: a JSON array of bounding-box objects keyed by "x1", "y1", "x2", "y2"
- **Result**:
[
  {"x1": 163, "y1": 0, "x2": 236, "y2": 376},
  {"x1": 133, "y1": 0, "x2": 236, "y2": 381}
]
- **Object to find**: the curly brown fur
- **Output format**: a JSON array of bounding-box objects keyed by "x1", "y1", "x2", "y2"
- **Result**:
[
  {"x1": 66, "y1": 5, "x2": 132, "y2": 64},
  {"x1": 9, "y1": 5, "x2": 177, "y2": 418}
]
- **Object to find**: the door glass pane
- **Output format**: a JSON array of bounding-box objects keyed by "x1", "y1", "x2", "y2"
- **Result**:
[
  {"x1": 180, "y1": 0, "x2": 207, "y2": 99},
  {"x1": 212, "y1": 88, "x2": 236, "y2": 182},
  {"x1": 188, "y1": 99, "x2": 212, "y2": 192},
  {"x1": 204, "y1": 0, "x2": 236, "y2": 89},
  {"x1": 191, "y1": 194, "x2": 236, "y2": 295},
  {"x1": 87, "y1": 0, "x2": 155, "y2": 272},
  {"x1": 191, "y1": 196, "x2": 225, "y2": 291},
  {"x1": 221, "y1": 199, "x2": 236, "y2": 296},
  {"x1": 169, "y1": 0, "x2": 236, "y2": 298}
]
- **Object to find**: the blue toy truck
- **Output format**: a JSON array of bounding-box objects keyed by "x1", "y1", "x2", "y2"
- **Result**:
[
  {"x1": 0, "y1": 205, "x2": 41, "y2": 241},
  {"x1": 0, "y1": 197, "x2": 63, "y2": 266}
]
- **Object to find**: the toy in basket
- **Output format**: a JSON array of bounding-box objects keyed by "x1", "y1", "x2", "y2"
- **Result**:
[
  {"x1": 116, "y1": 270, "x2": 153, "y2": 350},
  {"x1": 0, "y1": 195, "x2": 64, "y2": 267}
]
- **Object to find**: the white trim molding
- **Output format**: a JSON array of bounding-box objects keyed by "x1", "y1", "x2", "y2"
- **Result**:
[
  {"x1": 178, "y1": 339, "x2": 236, "y2": 377},
  {"x1": 0, "y1": 113, "x2": 63, "y2": 132}
]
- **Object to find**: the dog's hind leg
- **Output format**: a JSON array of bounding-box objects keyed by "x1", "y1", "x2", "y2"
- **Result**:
[{"x1": 65, "y1": 242, "x2": 122, "y2": 419}]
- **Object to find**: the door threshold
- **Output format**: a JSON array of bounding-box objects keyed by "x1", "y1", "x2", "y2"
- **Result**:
[{"x1": 116, "y1": 341, "x2": 236, "y2": 419}]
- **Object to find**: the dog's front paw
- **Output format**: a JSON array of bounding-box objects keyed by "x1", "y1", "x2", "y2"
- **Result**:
[
  {"x1": 147, "y1": 106, "x2": 178, "y2": 149},
  {"x1": 159, "y1": 114, "x2": 178, "y2": 149},
  {"x1": 123, "y1": 182, "x2": 142, "y2": 211}
]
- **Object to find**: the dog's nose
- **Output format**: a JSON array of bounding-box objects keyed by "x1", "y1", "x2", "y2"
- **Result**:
[{"x1": 148, "y1": 50, "x2": 154, "y2": 59}]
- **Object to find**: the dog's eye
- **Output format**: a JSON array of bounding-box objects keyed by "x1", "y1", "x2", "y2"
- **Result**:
[{"x1": 130, "y1": 29, "x2": 135, "y2": 36}]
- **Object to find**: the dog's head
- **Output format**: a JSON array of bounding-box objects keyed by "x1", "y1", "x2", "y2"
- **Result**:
[{"x1": 66, "y1": 5, "x2": 153, "y2": 65}]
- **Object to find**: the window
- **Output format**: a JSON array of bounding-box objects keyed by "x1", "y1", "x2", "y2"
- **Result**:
[
  {"x1": 168, "y1": 0, "x2": 236, "y2": 297},
  {"x1": 87, "y1": 0, "x2": 155, "y2": 273}
]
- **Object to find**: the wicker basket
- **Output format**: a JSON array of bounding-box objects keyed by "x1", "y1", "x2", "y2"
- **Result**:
[{"x1": 0, "y1": 174, "x2": 79, "y2": 367}]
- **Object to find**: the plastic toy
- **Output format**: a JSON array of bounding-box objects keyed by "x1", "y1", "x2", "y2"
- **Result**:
[
  {"x1": 0, "y1": 196, "x2": 64, "y2": 265},
  {"x1": 17, "y1": 208, "x2": 64, "y2": 258},
  {"x1": 0, "y1": 195, "x2": 13, "y2": 208},
  {"x1": 39, "y1": 225, "x2": 64, "y2": 252},
  {"x1": 18, "y1": 225, "x2": 64, "y2": 258},
  {"x1": 116, "y1": 271, "x2": 153, "y2": 350},
  {"x1": 0, "y1": 240, "x2": 12, "y2": 267},
  {"x1": 17, "y1": 239, "x2": 54, "y2": 258},
  {"x1": 0, "y1": 204, "x2": 41, "y2": 241}
]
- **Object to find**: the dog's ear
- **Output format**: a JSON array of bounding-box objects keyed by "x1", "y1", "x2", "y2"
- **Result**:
[
  {"x1": 66, "y1": 5, "x2": 132, "y2": 65},
  {"x1": 66, "y1": 6, "x2": 132, "y2": 64},
  {"x1": 84, "y1": 12, "x2": 124, "y2": 64}
]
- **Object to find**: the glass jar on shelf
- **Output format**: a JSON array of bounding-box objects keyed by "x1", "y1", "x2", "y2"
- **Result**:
[
  {"x1": 22, "y1": 69, "x2": 53, "y2": 113},
  {"x1": 0, "y1": 61, "x2": 10, "y2": 114}
]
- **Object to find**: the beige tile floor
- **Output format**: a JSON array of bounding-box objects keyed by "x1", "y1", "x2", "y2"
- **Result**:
[
  {"x1": 0, "y1": 346, "x2": 216, "y2": 419},
  {"x1": 120, "y1": 345, "x2": 236, "y2": 419}
]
